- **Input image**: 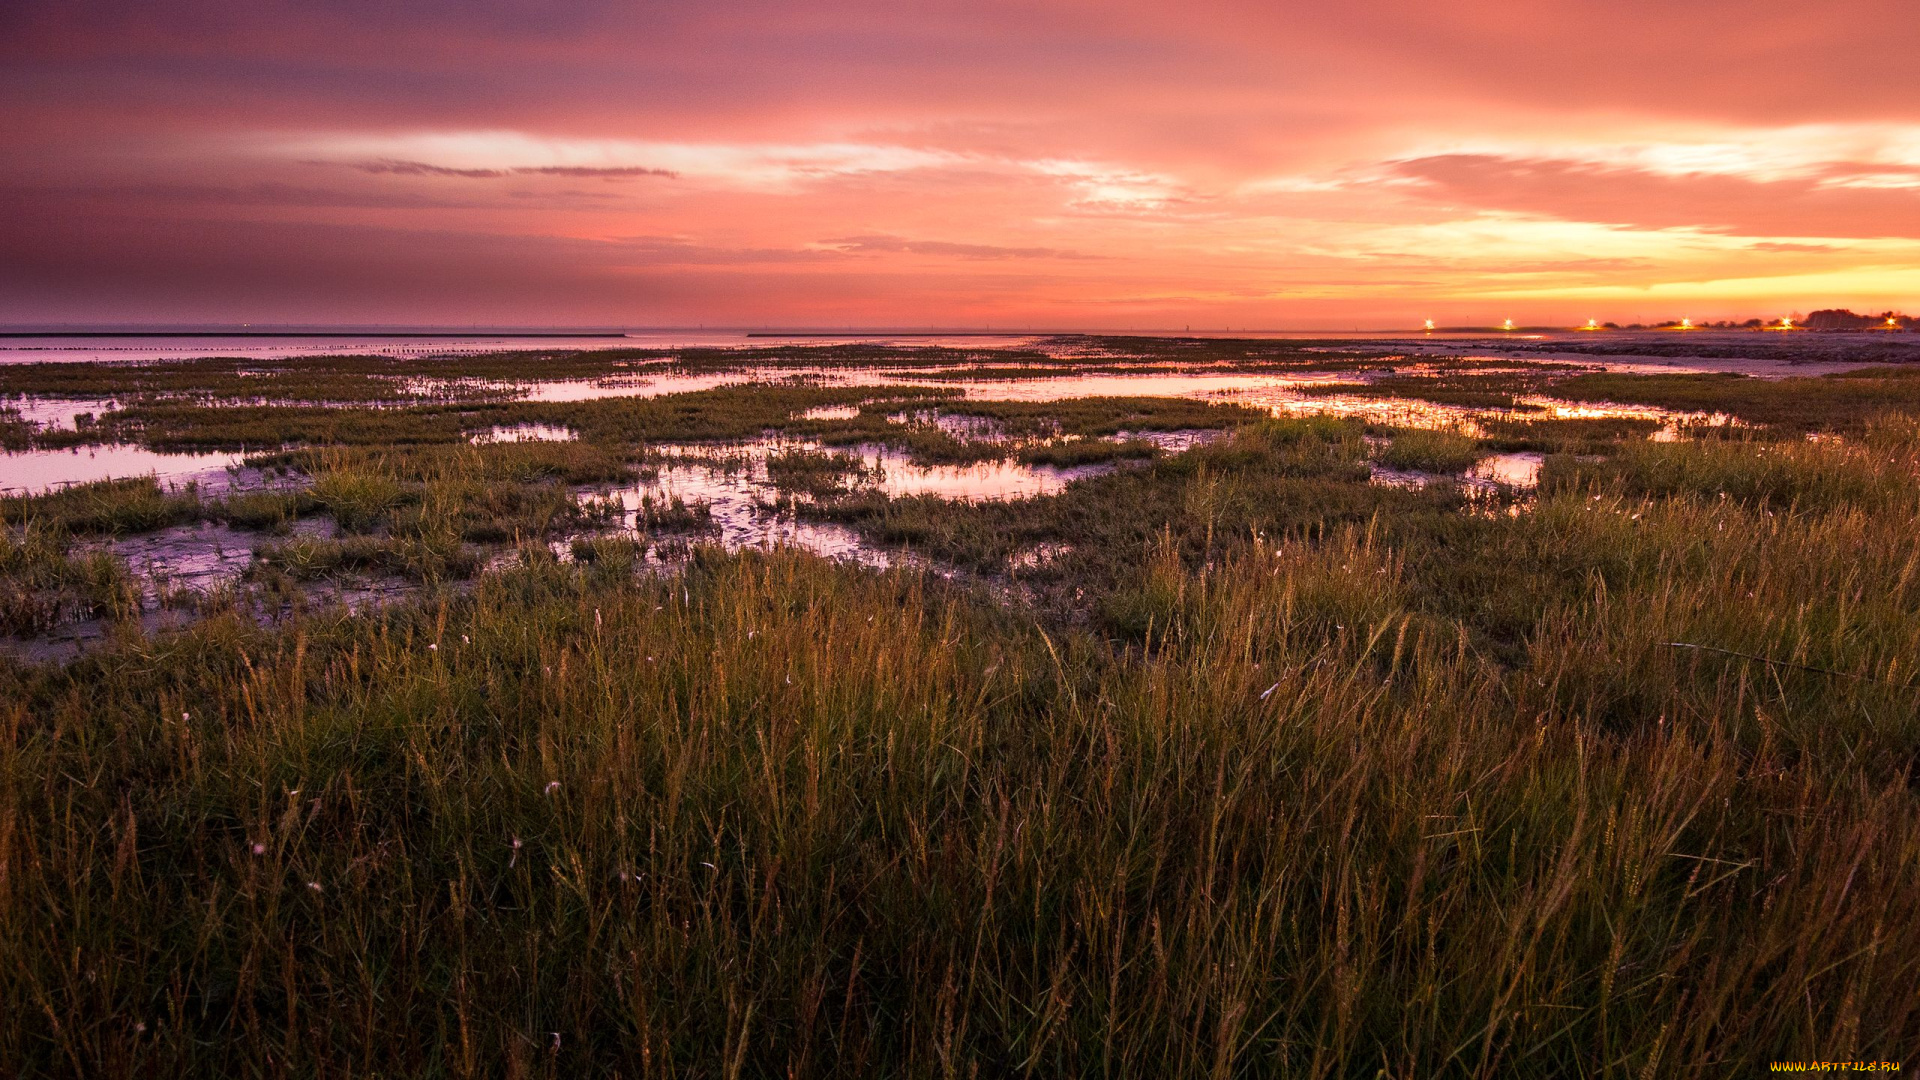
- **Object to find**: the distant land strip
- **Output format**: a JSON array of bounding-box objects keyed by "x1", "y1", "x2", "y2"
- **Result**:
[
  {"x1": 746, "y1": 331, "x2": 1046, "y2": 338},
  {"x1": 0, "y1": 331, "x2": 622, "y2": 339}
]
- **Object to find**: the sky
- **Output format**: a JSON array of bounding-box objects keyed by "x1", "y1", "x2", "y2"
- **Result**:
[{"x1": 2, "y1": 0, "x2": 1917, "y2": 329}]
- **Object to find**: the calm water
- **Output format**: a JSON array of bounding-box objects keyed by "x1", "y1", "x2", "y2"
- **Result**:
[
  {"x1": 1, "y1": 370, "x2": 1725, "y2": 496},
  {"x1": 0, "y1": 331, "x2": 1052, "y2": 364},
  {"x1": 0, "y1": 444, "x2": 246, "y2": 495},
  {"x1": 5, "y1": 328, "x2": 1900, "y2": 368}
]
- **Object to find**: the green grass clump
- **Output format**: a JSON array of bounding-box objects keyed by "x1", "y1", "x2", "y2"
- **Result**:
[
  {"x1": 635, "y1": 493, "x2": 715, "y2": 533},
  {"x1": 0, "y1": 406, "x2": 34, "y2": 450},
  {"x1": 1015, "y1": 437, "x2": 1160, "y2": 468},
  {"x1": 308, "y1": 467, "x2": 405, "y2": 532},
  {"x1": 0, "y1": 526, "x2": 136, "y2": 634},
  {"x1": 1477, "y1": 415, "x2": 1666, "y2": 453},
  {"x1": 942, "y1": 396, "x2": 1264, "y2": 438},
  {"x1": 567, "y1": 534, "x2": 646, "y2": 571},
  {"x1": 1373, "y1": 428, "x2": 1484, "y2": 473},
  {"x1": 1301, "y1": 371, "x2": 1551, "y2": 410},
  {"x1": 764, "y1": 448, "x2": 878, "y2": 497},
  {"x1": 252, "y1": 532, "x2": 481, "y2": 582},
  {"x1": 1547, "y1": 368, "x2": 1920, "y2": 433},
  {"x1": 0, "y1": 476, "x2": 204, "y2": 536},
  {"x1": 206, "y1": 491, "x2": 320, "y2": 532},
  {"x1": 1539, "y1": 425, "x2": 1916, "y2": 512}
]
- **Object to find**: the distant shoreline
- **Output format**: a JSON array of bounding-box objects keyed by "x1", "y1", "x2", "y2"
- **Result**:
[{"x1": 0, "y1": 331, "x2": 620, "y2": 339}]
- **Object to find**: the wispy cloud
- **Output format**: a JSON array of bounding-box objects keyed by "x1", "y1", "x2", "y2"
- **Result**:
[
  {"x1": 821, "y1": 235, "x2": 1097, "y2": 260},
  {"x1": 344, "y1": 158, "x2": 676, "y2": 180},
  {"x1": 1386, "y1": 152, "x2": 1920, "y2": 239},
  {"x1": 282, "y1": 133, "x2": 959, "y2": 190}
]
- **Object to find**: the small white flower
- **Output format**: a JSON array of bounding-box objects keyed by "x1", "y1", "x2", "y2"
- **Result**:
[
  {"x1": 427, "y1": 643, "x2": 438, "y2": 651},
  {"x1": 307, "y1": 881, "x2": 322, "y2": 892},
  {"x1": 181, "y1": 712, "x2": 190, "y2": 721},
  {"x1": 462, "y1": 634, "x2": 470, "y2": 644},
  {"x1": 544, "y1": 781, "x2": 560, "y2": 795},
  {"x1": 252, "y1": 842, "x2": 266, "y2": 856}
]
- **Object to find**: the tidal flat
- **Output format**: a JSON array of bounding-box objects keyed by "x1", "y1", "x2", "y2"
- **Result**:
[{"x1": 1, "y1": 334, "x2": 1917, "y2": 1073}]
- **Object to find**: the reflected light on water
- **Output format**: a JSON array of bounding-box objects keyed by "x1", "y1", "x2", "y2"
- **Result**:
[{"x1": 1, "y1": 445, "x2": 245, "y2": 495}]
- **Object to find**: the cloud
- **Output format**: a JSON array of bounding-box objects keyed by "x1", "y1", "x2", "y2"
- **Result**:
[
  {"x1": 5, "y1": 0, "x2": 1920, "y2": 324},
  {"x1": 350, "y1": 159, "x2": 506, "y2": 178},
  {"x1": 518, "y1": 165, "x2": 676, "y2": 178},
  {"x1": 1389, "y1": 153, "x2": 1920, "y2": 240},
  {"x1": 1747, "y1": 241, "x2": 1842, "y2": 253},
  {"x1": 1, "y1": 180, "x2": 479, "y2": 209},
  {"x1": 822, "y1": 235, "x2": 1096, "y2": 260},
  {"x1": 345, "y1": 158, "x2": 676, "y2": 179},
  {"x1": 612, "y1": 236, "x2": 836, "y2": 265}
]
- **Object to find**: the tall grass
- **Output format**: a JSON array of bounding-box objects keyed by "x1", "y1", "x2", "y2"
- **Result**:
[
  {"x1": 4, "y1": 460, "x2": 1917, "y2": 1071},
  {"x1": 0, "y1": 477, "x2": 203, "y2": 536},
  {"x1": 1372, "y1": 428, "x2": 1483, "y2": 473},
  {"x1": 1539, "y1": 419, "x2": 1920, "y2": 512},
  {"x1": 4, "y1": 412, "x2": 1919, "y2": 1074},
  {"x1": 0, "y1": 526, "x2": 136, "y2": 634}
]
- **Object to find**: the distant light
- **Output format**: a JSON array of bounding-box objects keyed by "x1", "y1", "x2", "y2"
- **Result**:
[
  {"x1": 1680, "y1": 318, "x2": 1693, "y2": 329},
  {"x1": 1586, "y1": 319, "x2": 1598, "y2": 329},
  {"x1": 1502, "y1": 319, "x2": 1514, "y2": 330},
  {"x1": 1890, "y1": 317, "x2": 1901, "y2": 327},
  {"x1": 1781, "y1": 317, "x2": 1794, "y2": 329},
  {"x1": 1424, "y1": 319, "x2": 1435, "y2": 331}
]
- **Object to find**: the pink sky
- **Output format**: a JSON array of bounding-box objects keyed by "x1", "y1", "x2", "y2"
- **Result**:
[{"x1": 2, "y1": 0, "x2": 1916, "y2": 328}]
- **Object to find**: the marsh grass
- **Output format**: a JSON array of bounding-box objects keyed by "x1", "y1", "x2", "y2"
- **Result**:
[
  {"x1": 308, "y1": 467, "x2": 405, "y2": 532},
  {"x1": 764, "y1": 448, "x2": 878, "y2": 498},
  {"x1": 1539, "y1": 422, "x2": 1919, "y2": 512},
  {"x1": 0, "y1": 405, "x2": 34, "y2": 450},
  {"x1": 5, "y1": 354, "x2": 1920, "y2": 1073},
  {"x1": 0, "y1": 477, "x2": 204, "y2": 535},
  {"x1": 805, "y1": 417, "x2": 1402, "y2": 596},
  {"x1": 206, "y1": 491, "x2": 319, "y2": 533},
  {"x1": 941, "y1": 396, "x2": 1264, "y2": 438},
  {"x1": 567, "y1": 534, "x2": 647, "y2": 569},
  {"x1": 251, "y1": 532, "x2": 481, "y2": 582},
  {"x1": 634, "y1": 493, "x2": 716, "y2": 532},
  {"x1": 1549, "y1": 368, "x2": 1920, "y2": 433},
  {"x1": 2, "y1": 498, "x2": 1916, "y2": 1072},
  {"x1": 1015, "y1": 437, "x2": 1160, "y2": 468},
  {"x1": 0, "y1": 525, "x2": 136, "y2": 634},
  {"x1": 1301, "y1": 371, "x2": 1554, "y2": 410},
  {"x1": 1478, "y1": 415, "x2": 1665, "y2": 453},
  {"x1": 1372, "y1": 428, "x2": 1484, "y2": 473}
]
